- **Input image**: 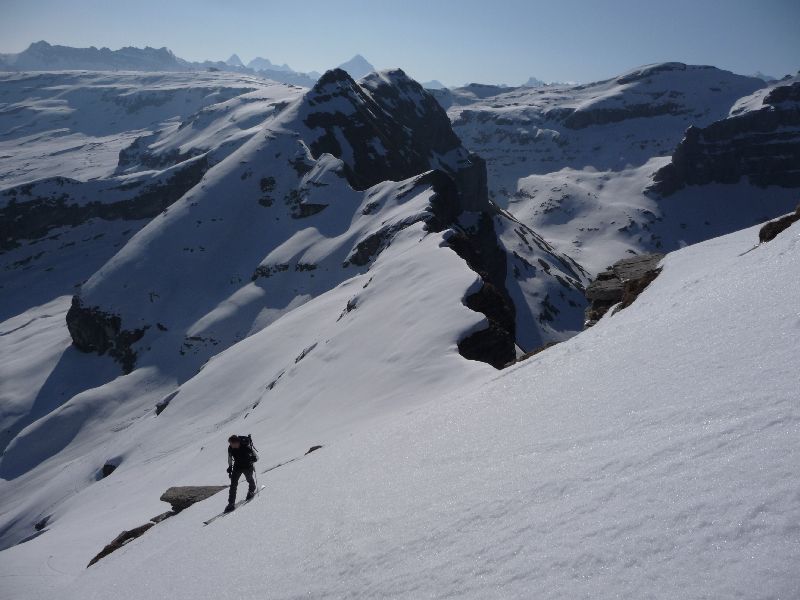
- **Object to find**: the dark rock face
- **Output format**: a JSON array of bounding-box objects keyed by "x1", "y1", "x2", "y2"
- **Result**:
[
  {"x1": 66, "y1": 297, "x2": 147, "y2": 374},
  {"x1": 585, "y1": 253, "x2": 664, "y2": 327},
  {"x1": 344, "y1": 218, "x2": 425, "y2": 267},
  {"x1": 653, "y1": 81, "x2": 800, "y2": 195},
  {"x1": 159, "y1": 485, "x2": 227, "y2": 512},
  {"x1": 457, "y1": 282, "x2": 517, "y2": 369},
  {"x1": 0, "y1": 156, "x2": 208, "y2": 252},
  {"x1": 446, "y1": 213, "x2": 517, "y2": 369},
  {"x1": 101, "y1": 463, "x2": 117, "y2": 478},
  {"x1": 87, "y1": 523, "x2": 154, "y2": 567},
  {"x1": 302, "y1": 68, "x2": 488, "y2": 212},
  {"x1": 564, "y1": 102, "x2": 686, "y2": 129},
  {"x1": 759, "y1": 204, "x2": 800, "y2": 243}
]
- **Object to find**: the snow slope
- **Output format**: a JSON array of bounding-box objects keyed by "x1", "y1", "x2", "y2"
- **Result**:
[
  {"x1": 509, "y1": 161, "x2": 799, "y2": 274},
  {"x1": 0, "y1": 68, "x2": 588, "y2": 566},
  {"x1": 0, "y1": 71, "x2": 304, "y2": 322},
  {"x1": 0, "y1": 71, "x2": 302, "y2": 188},
  {"x1": 2, "y1": 212, "x2": 797, "y2": 600}
]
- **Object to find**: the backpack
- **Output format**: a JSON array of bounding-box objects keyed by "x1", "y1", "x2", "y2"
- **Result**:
[{"x1": 238, "y1": 434, "x2": 258, "y2": 463}]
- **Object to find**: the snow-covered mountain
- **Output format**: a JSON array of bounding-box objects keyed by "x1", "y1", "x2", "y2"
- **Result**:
[
  {"x1": 2, "y1": 57, "x2": 799, "y2": 600},
  {"x1": 0, "y1": 67, "x2": 588, "y2": 563},
  {"x1": 224, "y1": 54, "x2": 244, "y2": 68},
  {"x1": 422, "y1": 79, "x2": 446, "y2": 90},
  {"x1": 337, "y1": 54, "x2": 376, "y2": 80},
  {"x1": 0, "y1": 41, "x2": 189, "y2": 72},
  {"x1": 246, "y1": 56, "x2": 293, "y2": 73},
  {"x1": 0, "y1": 70, "x2": 304, "y2": 330},
  {"x1": 438, "y1": 62, "x2": 799, "y2": 272},
  {"x1": 0, "y1": 41, "x2": 321, "y2": 87},
  {"x1": 522, "y1": 75, "x2": 546, "y2": 87}
]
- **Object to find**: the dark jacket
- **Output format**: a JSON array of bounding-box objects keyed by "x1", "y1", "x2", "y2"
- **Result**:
[{"x1": 228, "y1": 443, "x2": 256, "y2": 469}]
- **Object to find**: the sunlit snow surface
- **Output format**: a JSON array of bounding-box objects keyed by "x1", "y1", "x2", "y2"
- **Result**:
[{"x1": 2, "y1": 220, "x2": 798, "y2": 599}]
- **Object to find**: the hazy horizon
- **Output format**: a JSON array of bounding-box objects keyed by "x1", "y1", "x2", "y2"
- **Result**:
[{"x1": 1, "y1": 0, "x2": 798, "y2": 86}]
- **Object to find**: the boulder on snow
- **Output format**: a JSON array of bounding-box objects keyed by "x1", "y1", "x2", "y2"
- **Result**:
[
  {"x1": 759, "y1": 204, "x2": 800, "y2": 243},
  {"x1": 101, "y1": 463, "x2": 117, "y2": 478},
  {"x1": 585, "y1": 253, "x2": 664, "y2": 327},
  {"x1": 159, "y1": 485, "x2": 227, "y2": 512}
]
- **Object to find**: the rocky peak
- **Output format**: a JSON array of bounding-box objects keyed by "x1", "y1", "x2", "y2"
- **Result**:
[
  {"x1": 302, "y1": 68, "x2": 489, "y2": 211},
  {"x1": 225, "y1": 54, "x2": 244, "y2": 68}
]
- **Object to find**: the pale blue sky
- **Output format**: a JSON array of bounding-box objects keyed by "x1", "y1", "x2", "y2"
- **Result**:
[{"x1": 0, "y1": 0, "x2": 797, "y2": 85}]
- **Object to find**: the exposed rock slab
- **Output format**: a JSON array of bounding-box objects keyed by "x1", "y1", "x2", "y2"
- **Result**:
[
  {"x1": 585, "y1": 253, "x2": 664, "y2": 327},
  {"x1": 87, "y1": 523, "x2": 154, "y2": 567},
  {"x1": 759, "y1": 205, "x2": 800, "y2": 243},
  {"x1": 159, "y1": 485, "x2": 227, "y2": 512}
]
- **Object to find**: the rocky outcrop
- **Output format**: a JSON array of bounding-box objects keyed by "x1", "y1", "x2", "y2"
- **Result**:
[
  {"x1": 564, "y1": 102, "x2": 686, "y2": 129},
  {"x1": 87, "y1": 523, "x2": 154, "y2": 567},
  {"x1": 414, "y1": 168, "x2": 517, "y2": 368},
  {"x1": 66, "y1": 297, "x2": 147, "y2": 374},
  {"x1": 759, "y1": 204, "x2": 800, "y2": 242},
  {"x1": 653, "y1": 80, "x2": 800, "y2": 195},
  {"x1": 585, "y1": 254, "x2": 664, "y2": 327},
  {"x1": 159, "y1": 485, "x2": 227, "y2": 512},
  {"x1": 0, "y1": 156, "x2": 208, "y2": 252},
  {"x1": 87, "y1": 483, "x2": 229, "y2": 566},
  {"x1": 302, "y1": 68, "x2": 488, "y2": 212},
  {"x1": 457, "y1": 281, "x2": 516, "y2": 369}
]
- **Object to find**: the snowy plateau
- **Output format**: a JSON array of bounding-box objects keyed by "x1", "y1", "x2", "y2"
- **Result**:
[{"x1": 0, "y1": 47, "x2": 799, "y2": 600}]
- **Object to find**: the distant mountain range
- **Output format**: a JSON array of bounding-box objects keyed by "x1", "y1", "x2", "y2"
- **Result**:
[{"x1": 0, "y1": 41, "x2": 375, "y2": 87}]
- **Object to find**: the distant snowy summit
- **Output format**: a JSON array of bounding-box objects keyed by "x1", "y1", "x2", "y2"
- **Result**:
[
  {"x1": 0, "y1": 40, "x2": 186, "y2": 71},
  {"x1": 246, "y1": 56, "x2": 293, "y2": 73},
  {"x1": 0, "y1": 42, "x2": 380, "y2": 89},
  {"x1": 523, "y1": 76, "x2": 546, "y2": 87},
  {"x1": 337, "y1": 54, "x2": 376, "y2": 79},
  {"x1": 522, "y1": 75, "x2": 575, "y2": 87},
  {"x1": 225, "y1": 54, "x2": 245, "y2": 68}
]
